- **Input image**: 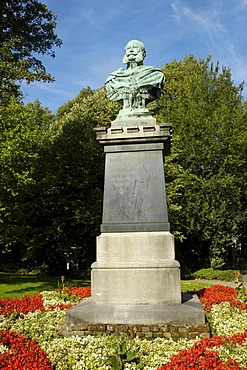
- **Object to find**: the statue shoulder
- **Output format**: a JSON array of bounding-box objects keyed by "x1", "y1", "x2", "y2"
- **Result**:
[
  {"x1": 105, "y1": 68, "x2": 126, "y2": 83},
  {"x1": 139, "y1": 65, "x2": 163, "y2": 73},
  {"x1": 111, "y1": 68, "x2": 125, "y2": 76}
]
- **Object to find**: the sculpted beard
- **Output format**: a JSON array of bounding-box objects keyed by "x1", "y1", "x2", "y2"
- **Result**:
[{"x1": 122, "y1": 51, "x2": 144, "y2": 65}]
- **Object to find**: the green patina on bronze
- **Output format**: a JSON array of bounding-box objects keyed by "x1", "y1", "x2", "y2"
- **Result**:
[{"x1": 105, "y1": 40, "x2": 164, "y2": 120}]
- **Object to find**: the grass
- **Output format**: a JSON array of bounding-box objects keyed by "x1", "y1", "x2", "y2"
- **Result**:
[
  {"x1": 0, "y1": 272, "x2": 90, "y2": 299},
  {"x1": 181, "y1": 280, "x2": 212, "y2": 292},
  {"x1": 0, "y1": 273, "x2": 213, "y2": 299}
]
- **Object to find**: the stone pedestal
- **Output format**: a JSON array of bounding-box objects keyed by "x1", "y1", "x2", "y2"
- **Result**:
[
  {"x1": 92, "y1": 232, "x2": 181, "y2": 305},
  {"x1": 101, "y1": 142, "x2": 170, "y2": 232},
  {"x1": 65, "y1": 120, "x2": 205, "y2": 328}
]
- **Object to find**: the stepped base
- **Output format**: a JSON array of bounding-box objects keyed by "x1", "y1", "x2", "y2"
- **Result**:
[{"x1": 65, "y1": 294, "x2": 205, "y2": 326}]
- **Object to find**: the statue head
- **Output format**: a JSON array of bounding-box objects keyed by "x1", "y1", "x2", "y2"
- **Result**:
[{"x1": 122, "y1": 40, "x2": 146, "y2": 65}]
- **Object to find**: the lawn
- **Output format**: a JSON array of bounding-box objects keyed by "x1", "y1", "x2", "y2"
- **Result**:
[
  {"x1": 0, "y1": 273, "x2": 90, "y2": 299},
  {"x1": 0, "y1": 272, "x2": 211, "y2": 299}
]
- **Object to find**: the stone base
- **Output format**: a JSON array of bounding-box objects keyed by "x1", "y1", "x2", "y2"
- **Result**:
[
  {"x1": 65, "y1": 294, "x2": 205, "y2": 326},
  {"x1": 59, "y1": 321, "x2": 210, "y2": 340},
  {"x1": 63, "y1": 231, "x2": 206, "y2": 332},
  {"x1": 92, "y1": 232, "x2": 181, "y2": 305}
]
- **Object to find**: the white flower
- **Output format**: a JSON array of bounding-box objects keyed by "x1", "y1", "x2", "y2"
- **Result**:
[{"x1": 210, "y1": 302, "x2": 247, "y2": 336}]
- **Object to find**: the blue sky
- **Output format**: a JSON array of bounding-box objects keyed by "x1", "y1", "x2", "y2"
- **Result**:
[{"x1": 21, "y1": 0, "x2": 247, "y2": 112}]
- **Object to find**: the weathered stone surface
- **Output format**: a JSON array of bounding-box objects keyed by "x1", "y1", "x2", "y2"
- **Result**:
[
  {"x1": 90, "y1": 231, "x2": 181, "y2": 306},
  {"x1": 95, "y1": 231, "x2": 176, "y2": 263},
  {"x1": 111, "y1": 113, "x2": 156, "y2": 126},
  {"x1": 58, "y1": 321, "x2": 207, "y2": 340},
  {"x1": 101, "y1": 142, "x2": 169, "y2": 233},
  {"x1": 92, "y1": 266, "x2": 181, "y2": 305},
  {"x1": 94, "y1": 124, "x2": 172, "y2": 154},
  {"x1": 65, "y1": 294, "x2": 205, "y2": 326}
]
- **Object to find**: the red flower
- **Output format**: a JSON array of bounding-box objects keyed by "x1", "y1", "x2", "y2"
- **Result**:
[
  {"x1": 0, "y1": 286, "x2": 92, "y2": 315},
  {"x1": 67, "y1": 286, "x2": 91, "y2": 299},
  {"x1": 49, "y1": 303, "x2": 73, "y2": 310},
  {"x1": 0, "y1": 330, "x2": 52, "y2": 369},
  {"x1": 197, "y1": 285, "x2": 247, "y2": 312},
  {"x1": 0, "y1": 294, "x2": 45, "y2": 316},
  {"x1": 158, "y1": 330, "x2": 247, "y2": 370}
]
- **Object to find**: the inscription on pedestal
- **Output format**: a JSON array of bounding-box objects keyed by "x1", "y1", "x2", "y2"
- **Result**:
[{"x1": 101, "y1": 144, "x2": 170, "y2": 232}]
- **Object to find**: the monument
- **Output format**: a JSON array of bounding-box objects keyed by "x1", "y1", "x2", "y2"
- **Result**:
[
  {"x1": 62, "y1": 40, "x2": 206, "y2": 336},
  {"x1": 105, "y1": 39, "x2": 164, "y2": 123}
]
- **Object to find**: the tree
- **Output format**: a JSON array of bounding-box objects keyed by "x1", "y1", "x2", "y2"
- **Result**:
[
  {"x1": 1, "y1": 55, "x2": 246, "y2": 275},
  {"x1": 0, "y1": 0, "x2": 62, "y2": 103},
  {"x1": 0, "y1": 98, "x2": 54, "y2": 269},
  {"x1": 151, "y1": 55, "x2": 247, "y2": 270},
  {"x1": 0, "y1": 88, "x2": 119, "y2": 273},
  {"x1": 24, "y1": 88, "x2": 119, "y2": 273}
]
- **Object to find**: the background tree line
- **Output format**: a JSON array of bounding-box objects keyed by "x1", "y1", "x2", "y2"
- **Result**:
[{"x1": 0, "y1": 0, "x2": 246, "y2": 275}]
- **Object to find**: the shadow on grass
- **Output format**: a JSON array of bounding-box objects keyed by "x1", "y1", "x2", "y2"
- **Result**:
[
  {"x1": 0, "y1": 273, "x2": 56, "y2": 285},
  {"x1": 3, "y1": 283, "x2": 57, "y2": 296}
]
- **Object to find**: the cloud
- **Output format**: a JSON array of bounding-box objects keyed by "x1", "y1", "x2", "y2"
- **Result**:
[
  {"x1": 170, "y1": 0, "x2": 223, "y2": 33},
  {"x1": 22, "y1": 81, "x2": 74, "y2": 98},
  {"x1": 170, "y1": 0, "x2": 182, "y2": 21},
  {"x1": 222, "y1": 40, "x2": 247, "y2": 85},
  {"x1": 184, "y1": 8, "x2": 223, "y2": 33},
  {"x1": 69, "y1": 0, "x2": 125, "y2": 31}
]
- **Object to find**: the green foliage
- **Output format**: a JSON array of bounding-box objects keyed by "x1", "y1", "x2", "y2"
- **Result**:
[
  {"x1": 152, "y1": 55, "x2": 247, "y2": 268},
  {"x1": 192, "y1": 268, "x2": 235, "y2": 281},
  {"x1": 107, "y1": 337, "x2": 139, "y2": 370},
  {"x1": 56, "y1": 86, "x2": 120, "y2": 126},
  {"x1": 236, "y1": 283, "x2": 247, "y2": 303},
  {"x1": 0, "y1": 99, "x2": 53, "y2": 259},
  {"x1": 0, "y1": 0, "x2": 62, "y2": 102},
  {"x1": 1, "y1": 53, "x2": 247, "y2": 273},
  {"x1": 0, "y1": 87, "x2": 119, "y2": 273},
  {"x1": 23, "y1": 88, "x2": 119, "y2": 271}
]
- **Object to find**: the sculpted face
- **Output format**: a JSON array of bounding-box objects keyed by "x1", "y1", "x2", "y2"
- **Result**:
[{"x1": 123, "y1": 40, "x2": 146, "y2": 64}]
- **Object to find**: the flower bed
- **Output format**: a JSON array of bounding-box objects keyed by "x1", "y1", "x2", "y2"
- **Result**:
[
  {"x1": 0, "y1": 330, "x2": 52, "y2": 370},
  {"x1": 0, "y1": 294, "x2": 45, "y2": 316},
  {"x1": 0, "y1": 284, "x2": 246, "y2": 369},
  {"x1": 158, "y1": 331, "x2": 247, "y2": 369},
  {"x1": 197, "y1": 284, "x2": 247, "y2": 312}
]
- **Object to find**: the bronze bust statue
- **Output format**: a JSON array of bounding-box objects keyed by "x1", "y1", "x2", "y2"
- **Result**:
[{"x1": 105, "y1": 40, "x2": 164, "y2": 119}]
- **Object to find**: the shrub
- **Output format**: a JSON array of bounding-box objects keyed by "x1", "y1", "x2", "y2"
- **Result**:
[{"x1": 192, "y1": 268, "x2": 235, "y2": 281}]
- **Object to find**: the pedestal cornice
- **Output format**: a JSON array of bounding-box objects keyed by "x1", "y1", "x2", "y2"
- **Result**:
[{"x1": 94, "y1": 123, "x2": 172, "y2": 155}]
